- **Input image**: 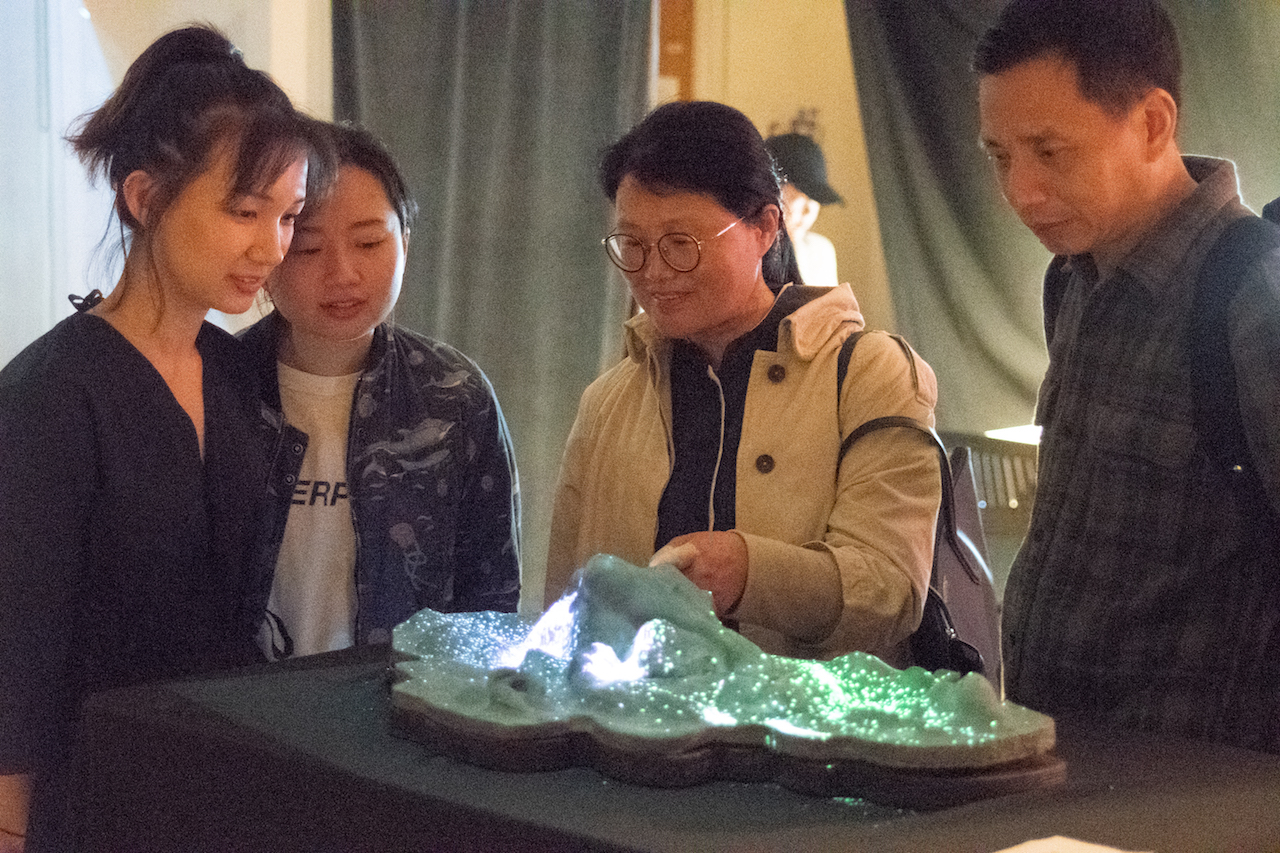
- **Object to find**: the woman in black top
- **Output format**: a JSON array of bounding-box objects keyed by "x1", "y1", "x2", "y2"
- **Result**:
[{"x1": 0, "y1": 25, "x2": 327, "y2": 850}]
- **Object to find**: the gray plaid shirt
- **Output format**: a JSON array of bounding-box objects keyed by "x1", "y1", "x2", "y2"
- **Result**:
[{"x1": 1003, "y1": 157, "x2": 1280, "y2": 751}]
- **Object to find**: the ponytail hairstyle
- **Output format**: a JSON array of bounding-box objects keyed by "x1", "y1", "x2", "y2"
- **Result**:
[
  {"x1": 67, "y1": 25, "x2": 332, "y2": 256},
  {"x1": 599, "y1": 100, "x2": 800, "y2": 289}
]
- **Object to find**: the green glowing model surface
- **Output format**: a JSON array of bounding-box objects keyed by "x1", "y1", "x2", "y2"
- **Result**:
[{"x1": 392, "y1": 554, "x2": 1055, "y2": 771}]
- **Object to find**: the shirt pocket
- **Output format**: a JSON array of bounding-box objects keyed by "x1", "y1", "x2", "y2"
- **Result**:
[{"x1": 1086, "y1": 401, "x2": 1198, "y2": 474}]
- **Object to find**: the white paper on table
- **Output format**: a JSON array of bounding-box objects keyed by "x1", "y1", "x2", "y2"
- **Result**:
[{"x1": 995, "y1": 838, "x2": 1152, "y2": 853}]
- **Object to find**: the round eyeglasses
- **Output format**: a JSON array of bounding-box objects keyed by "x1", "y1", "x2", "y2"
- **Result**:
[{"x1": 602, "y1": 219, "x2": 740, "y2": 273}]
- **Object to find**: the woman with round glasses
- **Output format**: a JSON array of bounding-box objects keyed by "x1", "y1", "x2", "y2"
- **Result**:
[{"x1": 545, "y1": 100, "x2": 943, "y2": 663}]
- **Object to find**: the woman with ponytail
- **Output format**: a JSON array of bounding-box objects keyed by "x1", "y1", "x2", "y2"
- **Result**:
[{"x1": 0, "y1": 26, "x2": 326, "y2": 850}]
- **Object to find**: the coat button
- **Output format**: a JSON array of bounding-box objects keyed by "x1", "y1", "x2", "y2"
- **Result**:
[
  {"x1": 755, "y1": 454, "x2": 775, "y2": 474},
  {"x1": 292, "y1": 443, "x2": 304, "y2": 454},
  {"x1": 767, "y1": 364, "x2": 786, "y2": 383}
]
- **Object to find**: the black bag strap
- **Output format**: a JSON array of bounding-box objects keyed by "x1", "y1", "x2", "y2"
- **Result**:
[
  {"x1": 839, "y1": 416, "x2": 981, "y2": 587},
  {"x1": 834, "y1": 329, "x2": 979, "y2": 587},
  {"x1": 834, "y1": 335, "x2": 985, "y2": 674},
  {"x1": 838, "y1": 330, "x2": 922, "y2": 394},
  {"x1": 1190, "y1": 214, "x2": 1280, "y2": 504},
  {"x1": 835, "y1": 327, "x2": 866, "y2": 393}
]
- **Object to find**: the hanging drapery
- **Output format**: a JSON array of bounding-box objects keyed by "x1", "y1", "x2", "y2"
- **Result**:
[
  {"x1": 332, "y1": 0, "x2": 652, "y2": 609},
  {"x1": 844, "y1": 0, "x2": 1049, "y2": 436},
  {"x1": 844, "y1": 0, "x2": 1280, "y2": 436}
]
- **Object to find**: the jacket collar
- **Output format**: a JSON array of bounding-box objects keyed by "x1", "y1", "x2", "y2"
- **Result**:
[
  {"x1": 623, "y1": 283, "x2": 865, "y2": 365},
  {"x1": 1062, "y1": 156, "x2": 1242, "y2": 303},
  {"x1": 238, "y1": 310, "x2": 394, "y2": 406}
]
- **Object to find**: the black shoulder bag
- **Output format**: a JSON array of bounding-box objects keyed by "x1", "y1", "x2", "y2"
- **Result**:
[{"x1": 835, "y1": 331, "x2": 986, "y2": 676}]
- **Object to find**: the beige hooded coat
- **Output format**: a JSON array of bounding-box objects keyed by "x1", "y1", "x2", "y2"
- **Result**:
[{"x1": 545, "y1": 285, "x2": 941, "y2": 663}]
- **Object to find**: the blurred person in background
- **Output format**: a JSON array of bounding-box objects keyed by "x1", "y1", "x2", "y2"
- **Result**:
[{"x1": 766, "y1": 132, "x2": 844, "y2": 288}]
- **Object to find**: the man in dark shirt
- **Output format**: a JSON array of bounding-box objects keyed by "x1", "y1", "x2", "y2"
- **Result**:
[{"x1": 974, "y1": 0, "x2": 1280, "y2": 750}]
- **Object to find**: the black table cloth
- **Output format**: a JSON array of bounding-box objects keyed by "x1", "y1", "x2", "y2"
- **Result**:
[{"x1": 77, "y1": 645, "x2": 1280, "y2": 852}]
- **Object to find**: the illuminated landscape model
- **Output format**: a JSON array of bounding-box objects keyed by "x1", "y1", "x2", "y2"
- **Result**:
[{"x1": 391, "y1": 554, "x2": 1061, "y2": 806}]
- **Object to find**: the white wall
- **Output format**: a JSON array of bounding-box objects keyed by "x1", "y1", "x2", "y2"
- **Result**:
[
  {"x1": 82, "y1": 0, "x2": 333, "y2": 121},
  {"x1": 0, "y1": 0, "x2": 114, "y2": 367},
  {"x1": 0, "y1": 0, "x2": 333, "y2": 368}
]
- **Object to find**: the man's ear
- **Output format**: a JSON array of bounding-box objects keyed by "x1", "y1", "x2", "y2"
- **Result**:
[
  {"x1": 1138, "y1": 87, "x2": 1179, "y2": 157},
  {"x1": 401, "y1": 227, "x2": 411, "y2": 255},
  {"x1": 121, "y1": 170, "x2": 157, "y2": 228}
]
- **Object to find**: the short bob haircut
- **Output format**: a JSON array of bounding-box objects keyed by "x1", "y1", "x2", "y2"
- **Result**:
[
  {"x1": 319, "y1": 122, "x2": 419, "y2": 232},
  {"x1": 600, "y1": 100, "x2": 795, "y2": 288},
  {"x1": 972, "y1": 0, "x2": 1182, "y2": 118}
]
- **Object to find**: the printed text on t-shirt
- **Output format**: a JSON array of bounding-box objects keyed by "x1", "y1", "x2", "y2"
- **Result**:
[{"x1": 292, "y1": 480, "x2": 350, "y2": 506}]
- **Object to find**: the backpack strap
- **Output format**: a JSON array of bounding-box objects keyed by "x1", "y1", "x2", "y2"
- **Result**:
[
  {"x1": 1041, "y1": 254, "x2": 1074, "y2": 347},
  {"x1": 838, "y1": 416, "x2": 980, "y2": 587},
  {"x1": 1262, "y1": 197, "x2": 1279, "y2": 226},
  {"x1": 1190, "y1": 214, "x2": 1280, "y2": 497}
]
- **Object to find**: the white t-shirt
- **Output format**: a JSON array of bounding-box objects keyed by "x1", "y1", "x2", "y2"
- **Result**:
[
  {"x1": 792, "y1": 230, "x2": 840, "y2": 289},
  {"x1": 259, "y1": 363, "x2": 361, "y2": 659}
]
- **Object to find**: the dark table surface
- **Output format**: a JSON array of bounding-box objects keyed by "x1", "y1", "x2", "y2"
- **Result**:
[{"x1": 78, "y1": 645, "x2": 1280, "y2": 852}]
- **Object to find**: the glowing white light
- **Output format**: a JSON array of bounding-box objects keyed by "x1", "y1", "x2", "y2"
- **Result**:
[
  {"x1": 580, "y1": 621, "x2": 663, "y2": 685},
  {"x1": 982, "y1": 424, "x2": 1042, "y2": 445},
  {"x1": 702, "y1": 707, "x2": 738, "y2": 726},
  {"x1": 766, "y1": 718, "x2": 831, "y2": 740},
  {"x1": 496, "y1": 593, "x2": 577, "y2": 668},
  {"x1": 580, "y1": 642, "x2": 647, "y2": 684}
]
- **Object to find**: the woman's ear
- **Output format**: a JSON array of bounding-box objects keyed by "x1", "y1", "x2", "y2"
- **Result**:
[
  {"x1": 755, "y1": 204, "x2": 781, "y2": 257},
  {"x1": 121, "y1": 170, "x2": 157, "y2": 228},
  {"x1": 401, "y1": 227, "x2": 411, "y2": 255}
]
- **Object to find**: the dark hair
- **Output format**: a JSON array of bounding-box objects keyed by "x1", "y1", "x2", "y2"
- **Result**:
[
  {"x1": 68, "y1": 25, "x2": 331, "y2": 239},
  {"x1": 972, "y1": 0, "x2": 1182, "y2": 117},
  {"x1": 600, "y1": 100, "x2": 798, "y2": 288},
  {"x1": 320, "y1": 122, "x2": 418, "y2": 232}
]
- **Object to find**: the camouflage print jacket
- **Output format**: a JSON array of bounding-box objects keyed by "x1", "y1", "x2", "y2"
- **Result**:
[{"x1": 240, "y1": 313, "x2": 521, "y2": 652}]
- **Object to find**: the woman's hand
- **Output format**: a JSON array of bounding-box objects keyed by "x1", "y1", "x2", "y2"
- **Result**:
[
  {"x1": 0, "y1": 828, "x2": 23, "y2": 853},
  {"x1": 650, "y1": 531, "x2": 748, "y2": 616},
  {"x1": 0, "y1": 773, "x2": 29, "y2": 853}
]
